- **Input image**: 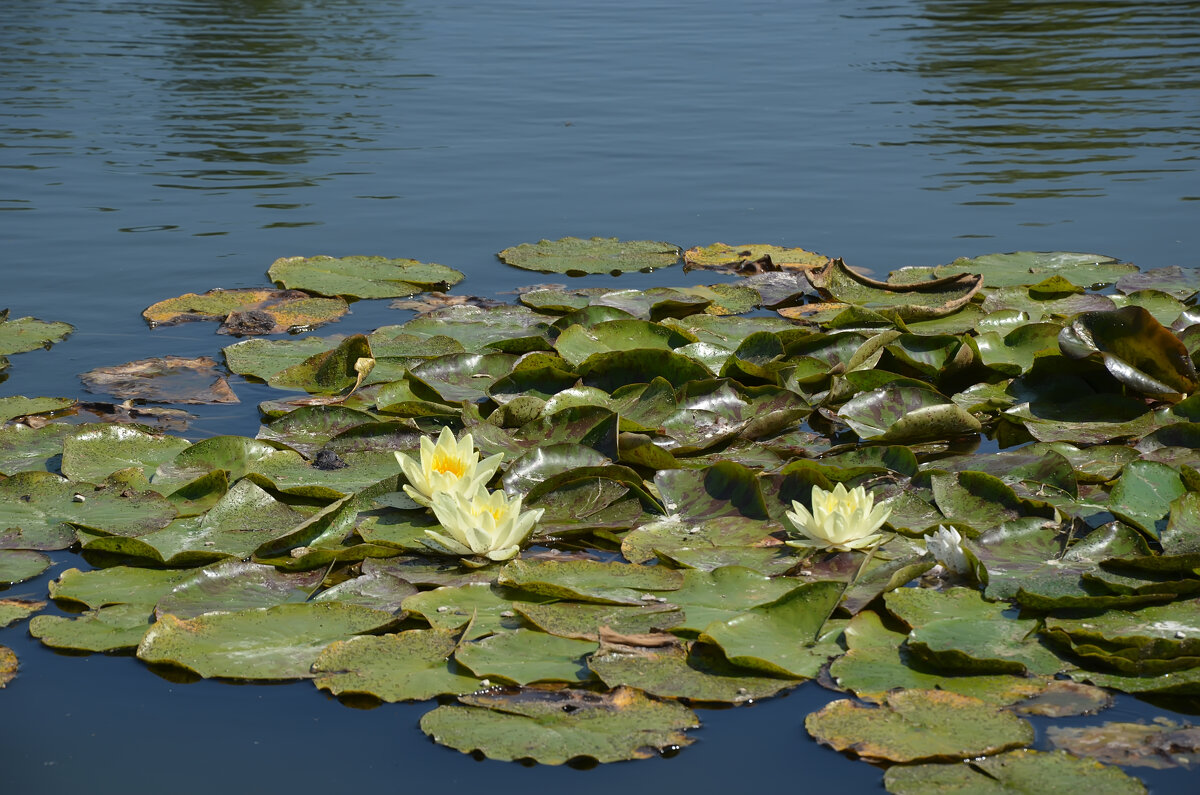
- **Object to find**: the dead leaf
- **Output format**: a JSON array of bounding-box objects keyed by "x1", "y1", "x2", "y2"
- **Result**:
[
  {"x1": 143, "y1": 288, "x2": 348, "y2": 336},
  {"x1": 79, "y1": 356, "x2": 239, "y2": 405},
  {"x1": 389, "y1": 292, "x2": 504, "y2": 313},
  {"x1": 1048, "y1": 719, "x2": 1199, "y2": 770},
  {"x1": 598, "y1": 625, "x2": 682, "y2": 650}
]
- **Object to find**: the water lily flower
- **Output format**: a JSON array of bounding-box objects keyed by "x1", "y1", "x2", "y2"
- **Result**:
[
  {"x1": 784, "y1": 482, "x2": 891, "y2": 552},
  {"x1": 395, "y1": 426, "x2": 503, "y2": 507},
  {"x1": 923, "y1": 524, "x2": 970, "y2": 575},
  {"x1": 427, "y1": 488, "x2": 543, "y2": 561}
]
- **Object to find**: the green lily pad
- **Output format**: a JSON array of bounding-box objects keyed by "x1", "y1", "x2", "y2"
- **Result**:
[
  {"x1": 829, "y1": 611, "x2": 1052, "y2": 705},
  {"x1": 28, "y1": 603, "x2": 152, "y2": 652},
  {"x1": 1108, "y1": 460, "x2": 1186, "y2": 538},
  {"x1": 0, "y1": 598, "x2": 45, "y2": 628},
  {"x1": 268, "y1": 334, "x2": 374, "y2": 395},
  {"x1": 590, "y1": 641, "x2": 799, "y2": 703},
  {"x1": 908, "y1": 616, "x2": 1068, "y2": 675},
  {"x1": 884, "y1": 749, "x2": 1146, "y2": 795},
  {"x1": 1045, "y1": 599, "x2": 1200, "y2": 670},
  {"x1": 682, "y1": 242, "x2": 827, "y2": 273},
  {"x1": 0, "y1": 396, "x2": 76, "y2": 425},
  {"x1": 311, "y1": 628, "x2": 482, "y2": 701},
  {"x1": 455, "y1": 629, "x2": 599, "y2": 685},
  {"x1": 143, "y1": 288, "x2": 348, "y2": 335},
  {"x1": 839, "y1": 386, "x2": 981, "y2": 443},
  {"x1": 420, "y1": 686, "x2": 698, "y2": 764},
  {"x1": 555, "y1": 319, "x2": 695, "y2": 368},
  {"x1": 940, "y1": 251, "x2": 1135, "y2": 289},
  {"x1": 666, "y1": 567, "x2": 807, "y2": 634},
  {"x1": 0, "y1": 422, "x2": 75, "y2": 475},
  {"x1": 268, "y1": 255, "x2": 464, "y2": 298},
  {"x1": 805, "y1": 688, "x2": 1035, "y2": 763},
  {"x1": 61, "y1": 424, "x2": 191, "y2": 483},
  {"x1": 0, "y1": 470, "x2": 176, "y2": 541},
  {"x1": 515, "y1": 601, "x2": 683, "y2": 640},
  {"x1": 497, "y1": 559, "x2": 683, "y2": 605},
  {"x1": 0, "y1": 312, "x2": 73, "y2": 355},
  {"x1": 311, "y1": 571, "x2": 416, "y2": 614},
  {"x1": 48, "y1": 565, "x2": 194, "y2": 609},
  {"x1": 883, "y1": 586, "x2": 1009, "y2": 630},
  {"x1": 499, "y1": 237, "x2": 680, "y2": 276},
  {"x1": 401, "y1": 583, "x2": 540, "y2": 640},
  {"x1": 698, "y1": 581, "x2": 844, "y2": 678},
  {"x1": 154, "y1": 560, "x2": 324, "y2": 619},
  {"x1": 0, "y1": 549, "x2": 50, "y2": 584},
  {"x1": 137, "y1": 602, "x2": 395, "y2": 680},
  {"x1": 932, "y1": 471, "x2": 1056, "y2": 532}
]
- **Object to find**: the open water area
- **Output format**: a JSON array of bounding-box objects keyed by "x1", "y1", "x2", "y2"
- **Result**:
[{"x1": 2, "y1": 1, "x2": 1199, "y2": 791}]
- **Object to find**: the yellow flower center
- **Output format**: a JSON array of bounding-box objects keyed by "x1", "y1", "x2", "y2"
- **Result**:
[{"x1": 431, "y1": 453, "x2": 466, "y2": 478}]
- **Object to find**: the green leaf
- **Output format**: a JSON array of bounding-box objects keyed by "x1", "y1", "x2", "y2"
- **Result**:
[
  {"x1": 806, "y1": 688, "x2": 1035, "y2": 763},
  {"x1": 1108, "y1": 460, "x2": 1186, "y2": 538},
  {"x1": 48, "y1": 566, "x2": 194, "y2": 609},
  {"x1": 839, "y1": 386, "x2": 981, "y2": 443},
  {"x1": 498, "y1": 237, "x2": 680, "y2": 276},
  {"x1": 154, "y1": 560, "x2": 324, "y2": 619},
  {"x1": 268, "y1": 255, "x2": 464, "y2": 299},
  {"x1": 401, "y1": 583, "x2": 542, "y2": 640},
  {"x1": 61, "y1": 424, "x2": 191, "y2": 483},
  {"x1": 590, "y1": 641, "x2": 800, "y2": 703},
  {"x1": 0, "y1": 549, "x2": 51, "y2": 584},
  {"x1": 1059, "y1": 307, "x2": 1197, "y2": 395},
  {"x1": 142, "y1": 288, "x2": 348, "y2": 335},
  {"x1": 515, "y1": 601, "x2": 683, "y2": 640},
  {"x1": 940, "y1": 251, "x2": 1135, "y2": 289},
  {"x1": 0, "y1": 598, "x2": 45, "y2": 628},
  {"x1": 29, "y1": 603, "x2": 152, "y2": 652},
  {"x1": 884, "y1": 749, "x2": 1146, "y2": 795},
  {"x1": 497, "y1": 559, "x2": 683, "y2": 605},
  {"x1": 136, "y1": 602, "x2": 396, "y2": 680},
  {"x1": 455, "y1": 629, "x2": 599, "y2": 685},
  {"x1": 311, "y1": 629, "x2": 481, "y2": 701},
  {"x1": 0, "y1": 314, "x2": 73, "y2": 355},
  {"x1": 809, "y1": 259, "x2": 983, "y2": 321},
  {"x1": 420, "y1": 686, "x2": 697, "y2": 764},
  {"x1": 0, "y1": 470, "x2": 175, "y2": 541}
]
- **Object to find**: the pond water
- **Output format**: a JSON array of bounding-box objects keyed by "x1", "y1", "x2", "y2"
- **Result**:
[{"x1": 3, "y1": 0, "x2": 1199, "y2": 791}]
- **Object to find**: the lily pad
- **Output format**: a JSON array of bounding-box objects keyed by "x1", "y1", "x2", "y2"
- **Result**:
[
  {"x1": 498, "y1": 237, "x2": 680, "y2": 276},
  {"x1": 0, "y1": 396, "x2": 76, "y2": 425},
  {"x1": 48, "y1": 565, "x2": 195, "y2": 609},
  {"x1": 590, "y1": 641, "x2": 799, "y2": 703},
  {"x1": 515, "y1": 601, "x2": 683, "y2": 640},
  {"x1": 884, "y1": 749, "x2": 1146, "y2": 794},
  {"x1": 268, "y1": 255, "x2": 464, "y2": 298},
  {"x1": 61, "y1": 424, "x2": 192, "y2": 483},
  {"x1": 154, "y1": 560, "x2": 324, "y2": 619},
  {"x1": 497, "y1": 559, "x2": 683, "y2": 605},
  {"x1": 1059, "y1": 307, "x2": 1198, "y2": 395},
  {"x1": 839, "y1": 386, "x2": 981, "y2": 443},
  {"x1": 28, "y1": 603, "x2": 152, "y2": 652},
  {"x1": 808, "y1": 259, "x2": 983, "y2": 321},
  {"x1": 0, "y1": 312, "x2": 73, "y2": 355},
  {"x1": 420, "y1": 686, "x2": 698, "y2": 764},
  {"x1": 136, "y1": 602, "x2": 396, "y2": 680},
  {"x1": 311, "y1": 628, "x2": 482, "y2": 701},
  {"x1": 80, "y1": 356, "x2": 239, "y2": 404},
  {"x1": 455, "y1": 629, "x2": 599, "y2": 685},
  {"x1": 143, "y1": 288, "x2": 348, "y2": 335},
  {"x1": 939, "y1": 251, "x2": 1135, "y2": 289},
  {"x1": 0, "y1": 598, "x2": 45, "y2": 628},
  {"x1": 401, "y1": 583, "x2": 539, "y2": 640},
  {"x1": 805, "y1": 688, "x2": 1035, "y2": 763},
  {"x1": 0, "y1": 470, "x2": 176, "y2": 541},
  {"x1": 1048, "y1": 720, "x2": 1200, "y2": 770},
  {"x1": 683, "y1": 242, "x2": 827, "y2": 273},
  {"x1": 0, "y1": 549, "x2": 51, "y2": 584}
]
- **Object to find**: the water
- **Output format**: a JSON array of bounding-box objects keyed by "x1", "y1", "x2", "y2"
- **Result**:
[{"x1": 3, "y1": 0, "x2": 1199, "y2": 790}]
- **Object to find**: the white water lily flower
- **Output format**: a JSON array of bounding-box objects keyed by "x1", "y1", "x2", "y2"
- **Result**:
[
  {"x1": 784, "y1": 482, "x2": 891, "y2": 552},
  {"x1": 396, "y1": 426, "x2": 503, "y2": 507},
  {"x1": 427, "y1": 488, "x2": 543, "y2": 561},
  {"x1": 924, "y1": 524, "x2": 970, "y2": 575}
]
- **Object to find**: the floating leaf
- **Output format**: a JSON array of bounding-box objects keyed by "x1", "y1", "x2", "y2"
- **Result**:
[
  {"x1": 420, "y1": 686, "x2": 697, "y2": 764},
  {"x1": 939, "y1": 251, "x2": 1135, "y2": 289},
  {"x1": 1108, "y1": 460, "x2": 1185, "y2": 539},
  {"x1": 1048, "y1": 720, "x2": 1200, "y2": 770},
  {"x1": 498, "y1": 237, "x2": 680, "y2": 276},
  {"x1": 682, "y1": 242, "x2": 827, "y2": 274},
  {"x1": 1059, "y1": 306, "x2": 1197, "y2": 395},
  {"x1": 456, "y1": 629, "x2": 599, "y2": 685},
  {"x1": 48, "y1": 566, "x2": 194, "y2": 609},
  {"x1": 0, "y1": 396, "x2": 76, "y2": 425},
  {"x1": 0, "y1": 550, "x2": 50, "y2": 584},
  {"x1": 0, "y1": 598, "x2": 45, "y2": 628},
  {"x1": 884, "y1": 749, "x2": 1146, "y2": 795},
  {"x1": 839, "y1": 385, "x2": 981, "y2": 443},
  {"x1": 908, "y1": 616, "x2": 1068, "y2": 675},
  {"x1": 1117, "y1": 265, "x2": 1200, "y2": 301},
  {"x1": 61, "y1": 424, "x2": 191, "y2": 483},
  {"x1": 268, "y1": 255, "x2": 464, "y2": 299},
  {"x1": 0, "y1": 423, "x2": 75, "y2": 476},
  {"x1": 136, "y1": 602, "x2": 395, "y2": 680},
  {"x1": 515, "y1": 601, "x2": 683, "y2": 641},
  {"x1": 311, "y1": 629, "x2": 481, "y2": 701},
  {"x1": 29, "y1": 603, "x2": 152, "y2": 652},
  {"x1": 590, "y1": 641, "x2": 798, "y2": 703},
  {"x1": 80, "y1": 356, "x2": 238, "y2": 404},
  {"x1": 805, "y1": 688, "x2": 1034, "y2": 763},
  {"x1": 808, "y1": 259, "x2": 982, "y2": 321},
  {"x1": 1012, "y1": 680, "x2": 1114, "y2": 718},
  {"x1": 312, "y1": 570, "x2": 416, "y2": 614},
  {"x1": 497, "y1": 559, "x2": 683, "y2": 605},
  {"x1": 154, "y1": 560, "x2": 324, "y2": 619},
  {"x1": 0, "y1": 470, "x2": 175, "y2": 541},
  {"x1": 0, "y1": 313, "x2": 73, "y2": 355},
  {"x1": 142, "y1": 288, "x2": 348, "y2": 335},
  {"x1": 666, "y1": 567, "x2": 805, "y2": 634},
  {"x1": 401, "y1": 583, "x2": 541, "y2": 640}
]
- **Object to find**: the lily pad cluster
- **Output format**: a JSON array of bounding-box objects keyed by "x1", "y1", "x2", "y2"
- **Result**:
[{"x1": 1, "y1": 241, "x2": 1199, "y2": 786}]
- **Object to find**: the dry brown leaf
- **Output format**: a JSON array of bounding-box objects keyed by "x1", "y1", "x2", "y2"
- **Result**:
[{"x1": 79, "y1": 356, "x2": 239, "y2": 405}]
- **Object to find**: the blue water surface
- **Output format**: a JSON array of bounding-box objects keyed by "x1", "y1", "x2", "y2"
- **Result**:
[{"x1": 3, "y1": 1, "x2": 1199, "y2": 791}]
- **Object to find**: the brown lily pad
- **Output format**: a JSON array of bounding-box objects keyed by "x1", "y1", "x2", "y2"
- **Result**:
[
  {"x1": 389, "y1": 292, "x2": 505, "y2": 313},
  {"x1": 1048, "y1": 719, "x2": 1200, "y2": 770},
  {"x1": 683, "y1": 243, "x2": 829, "y2": 274},
  {"x1": 143, "y1": 288, "x2": 348, "y2": 336},
  {"x1": 1012, "y1": 680, "x2": 1114, "y2": 717},
  {"x1": 80, "y1": 357, "x2": 239, "y2": 405},
  {"x1": 0, "y1": 645, "x2": 15, "y2": 687}
]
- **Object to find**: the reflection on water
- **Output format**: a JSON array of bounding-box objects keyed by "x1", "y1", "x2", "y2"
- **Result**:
[
  {"x1": 894, "y1": 0, "x2": 1200, "y2": 200},
  {"x1": 0, "y1": 0, "x2": 429, "y2": 203}
]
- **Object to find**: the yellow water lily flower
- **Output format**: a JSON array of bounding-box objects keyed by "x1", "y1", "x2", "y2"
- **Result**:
[
  {"x1": 784, "y1": 482, "x2": 891, "y2": 552},
  {"x1": 427, "y1": 488, "x2": 543, "y2": 561},
  {"x1": 395, "y1": 426, "x2": 503, "y2": 507}
]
